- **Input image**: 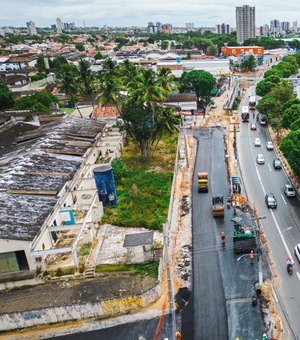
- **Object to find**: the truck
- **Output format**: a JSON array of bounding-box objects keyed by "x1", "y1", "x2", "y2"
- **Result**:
[
  {"x1": 241, "y1": 106, "x2": 249, "y2": 122},
  {"x1": 233, "y1": 223, "x2": 256, "y2": 253},
  {"x1": 198, "y1": 172, "x2": 208, "y2": 193},
  {"x1": 212, "y1": 195, "x2": 224, "y2": 217},
  {"x1": 249, "y1": 96, "x2": 256, "y2": 110}
]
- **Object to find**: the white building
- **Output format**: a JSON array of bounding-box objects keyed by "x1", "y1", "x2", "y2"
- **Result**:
[
  {"x1": 26, "y1": 20, "x2": 37, "y2": 35},
  {"x1": 236, "y1": 5, "x2": 256, "y2": 44},
  {"x1": 56, "y1": 17, "x2": 64, "y2": 34}
]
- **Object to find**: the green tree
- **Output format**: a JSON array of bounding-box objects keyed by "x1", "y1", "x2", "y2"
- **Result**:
[
  {"x1": 256, "y1": 95, "x2": 280, "y2": 118},
  {"x1": 256, "y1": 79, "x2": 276, "y2": 96},
  {"x1": 77, "y1": 58, "x2": 93, "y2": 95},
  {"x1": 0, "y1": 84, "x2": 15, "y2": 110},
  {"x1": 75, "y1": 43, "x2": 85, "y2": 51},
  {"x1": 56, "y1": 68, "x2": 78, "y2": 110},
  {"x1": 280, "y1": 130, "x2": 300, "y2": 178},
  {"x1": 14, "y1": 92, "x2": 59, "y2": 112},
  {"x1": 282, "y1": 104, "x2": 300, "y2": 128},
  {"x1": 240, "y1": 55, "x2": 256, "y2": 72},
  {"x1": 282, "y1": 98, "x2": 300, "y2": 112},
  {"x1": 94, "y1": 53, "x2": 104, "y2": 60},
  {"x1": 180, "y1": 70, "x2": 216, "y2": 108},
  {"x1": 52, "y1": 56, "x2": 68, "y2": 72},
  {"x1": 206, "y1": 45, "x2": 218, "y2": 56}
]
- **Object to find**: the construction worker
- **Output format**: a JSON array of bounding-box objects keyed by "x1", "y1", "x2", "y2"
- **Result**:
[
  {"x1": 250, "y1": 250, "x2": 254, "y2": 265},
  {"x1": 262, "y1": 333, "x2": 269, "y2": 340},
  {"x1": 176, "y1": 330, "x2": 182, "y2": 340},
  {"x1": 220, "y1": 231, "x2": 225, "y2": 247}
]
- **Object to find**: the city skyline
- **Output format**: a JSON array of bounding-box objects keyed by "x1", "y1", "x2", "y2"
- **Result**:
[{"x1": 1, "y1": 0, "x2": 300, "y2": 28}]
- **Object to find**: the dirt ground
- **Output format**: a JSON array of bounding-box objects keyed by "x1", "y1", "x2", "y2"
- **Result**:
[{"x1": 0, "y1": 273, "x2": 156, "y2": 314}]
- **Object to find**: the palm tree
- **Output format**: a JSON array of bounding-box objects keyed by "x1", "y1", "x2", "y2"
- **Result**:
[
  {"x1": 98, "y1": 58, "x2": 119, "y2": 81},
  {"x1": 157, "y1": 67, "x2": 178, "y2": 93},
  {"x1": 56, "y1": 68, "x2": 83, "y2": 117},
  {"x1": 119, "y1": 59, "x2": 139, "y2": 88},
  {"x1": 77, "y1": 58, "x2": 95, "y2": 109}
]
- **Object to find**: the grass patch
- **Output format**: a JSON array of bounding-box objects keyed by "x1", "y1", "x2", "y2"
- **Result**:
[
  {"x1": 61, "y1": 108, "x2": 75, "y2": 116},
  {"x1": 79, "y1": 243, "x2": 92, "y2": 256},
  {"x1": 95, "y1": 261, "x2": 159, "y2": 279},
  {"x1": 101, "y1": 134, "x2": 177, "y2": 231}
]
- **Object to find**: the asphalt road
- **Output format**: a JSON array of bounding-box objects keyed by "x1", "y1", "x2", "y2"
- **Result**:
[
  {"x1": 238, "y1": 91, "x2": 300, "y2": 339},
  {"x1": 192, "y1": 127, "x2": 265, "y2": 339}
]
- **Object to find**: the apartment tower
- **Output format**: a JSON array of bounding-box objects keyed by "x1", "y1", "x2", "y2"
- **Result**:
[{"x1": 236, "y1": 5, "x2": 255, "y2": 44}]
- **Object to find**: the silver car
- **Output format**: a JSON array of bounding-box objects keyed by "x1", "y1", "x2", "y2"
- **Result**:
[
  {"x1": 284, "y1": 184, "x2": 296, "y2": 197},
  {"x1": 295, "y1": 243, "x2": 300, "y2": 262}
]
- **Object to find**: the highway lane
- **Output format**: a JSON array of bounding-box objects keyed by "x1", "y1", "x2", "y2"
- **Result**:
[{"x1": 238, "y1": 95, "x2": 300, "y2": 339}]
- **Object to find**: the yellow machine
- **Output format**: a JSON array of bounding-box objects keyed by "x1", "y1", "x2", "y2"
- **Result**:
[
  {"x1": 198, "y1": 172, "x2": 208, "y2": 193},
  {"x1": 212, "y1": 195, "x2": 224, "y2": 217}
]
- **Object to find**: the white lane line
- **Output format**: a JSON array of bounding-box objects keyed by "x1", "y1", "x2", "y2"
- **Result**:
[
  {"x1": 268, "y1": 164, "x2": 272, "y2": 172},
  {"x1": 254, "y1": 163, "x2": 266, "y2": 195},
  {"x1": 270, "y1": 209, "x2": 292, "y2": 258},
  {"x1": 271, "y1": 281, "x2": 278, "y2": 302},
  {"x1": 281, "y1": 194, "x2": 287, "y2": 205},
  {"x1": 297, "y1": 272, "x2": 300, "y2": 283},
  {"x1": 261, "y1": 145, "x2": 264, "y2": 149}
]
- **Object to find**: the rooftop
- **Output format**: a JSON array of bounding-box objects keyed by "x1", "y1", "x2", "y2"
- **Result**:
[{"x1": 0, "y1": 117, "x2": 106, "y2": 241}]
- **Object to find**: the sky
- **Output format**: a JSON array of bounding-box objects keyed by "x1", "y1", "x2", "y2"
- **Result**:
[{"x1": 1, "y1": 0, "x2": 300, "y2": 28}]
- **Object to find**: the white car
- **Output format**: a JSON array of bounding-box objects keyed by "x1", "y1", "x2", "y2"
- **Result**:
[
  {"x1": 211, "y1": 102, "x2": 217, "y2": 108},
  {"x1": 266, "y1": 141, "x2": 274, "y2": 150},
  {"x1": 256, "y1": 154, "x2": 265, "y2": 164},
  {"x1": 284, "y1": 184, "x2": 296, "y2": 197},
  {"x1": 254, "y1": 138, "x2": 261, "y2": 147},
  {"x1": 295, "y1": 243, "x2": 300, "y2": 262}
]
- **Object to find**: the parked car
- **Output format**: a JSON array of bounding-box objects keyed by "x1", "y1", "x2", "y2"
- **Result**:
[
  {"x1": 265, "y1": 193, "x2": 277, "y2": 208},
  {"x1": 284, "y1": 184, "x2": 296, "y2": 197},
  {"x1": 250, "y1": 123, "x2": 257, "y2": 131},
  {"x1": 256, "y1": 154, "x2": 265, "y2": 164},
  {"x1": 266, "y1": 141, "x2": 274, "y2": 150},
  {"x1": 254, "y1": 138, "x2": 261, "y2": 147},
  {"x1": 273, "y1": 158, "x2": 282, "y2": 169},
  {"x1": 259, "y1": 116, "x2": 267, "y2": 126},
  {"x1": 211, "y1": 102, "x2": 217, "y2": 108},
  {"x1": 294, "y1": 243, "x2": 300, "y2": 262}
]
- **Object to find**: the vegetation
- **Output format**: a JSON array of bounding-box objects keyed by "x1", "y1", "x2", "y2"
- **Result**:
[
  {"x1": 180, "y1": 70, "x2": 216, "y2": 109},
  {"x1": 240, "y1": 55, "x2": 256, "y2": 72},
  {"x1": 0, "y1": 84, "x2": 15, "y2": 110},
  {"x1": 14, "y1": 92, "x2": 59, "y2": 112},
  {"x1": 95, "y1": 261, "x2": 159, "y2": 279},
  {"x1": 102, "y1": 134, "x2": 177, "y2": 230},
  {"x1": 256, "y1": 52, "x2": 300, "y2": 177},
  {"x1": 79, "y1": 243, "x2": 92, "y2": 256}
]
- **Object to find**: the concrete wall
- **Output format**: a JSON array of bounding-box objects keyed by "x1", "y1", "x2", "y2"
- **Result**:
[
  {"x1": 0, "y1": 239, "x2": 36, "y2": 271},
  {"x1": 0, "y1": 284, "x2": 161, "y2": 331}
]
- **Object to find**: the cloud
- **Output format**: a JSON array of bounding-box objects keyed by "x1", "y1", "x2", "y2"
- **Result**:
[{"x1": 1, "y1": 0, "x2": 299, "y2": 27}]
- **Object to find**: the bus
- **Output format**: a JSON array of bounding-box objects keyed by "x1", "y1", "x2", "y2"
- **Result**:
[
  {"x1": 249, "y1": 96, "x2": 256, "y2": 110},
  {"x1": 241, "y1": 106, "x2": 249, "y2": 122}
]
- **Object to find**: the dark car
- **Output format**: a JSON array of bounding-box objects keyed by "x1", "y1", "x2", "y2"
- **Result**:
[
  {"x1": 260, "y1": 116, "x2": 267, "y2": 126},
  {"x1": 265, "y1": 193, "x2": 277, "y2": 208},
  {"x1": 273, "y1": 158, "x2": 282, "y2": 169}
]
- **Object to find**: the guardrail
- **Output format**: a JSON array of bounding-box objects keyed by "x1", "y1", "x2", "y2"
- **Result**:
[{"x1": 223, "y1": 84, "x2": 239, "y2": 110}]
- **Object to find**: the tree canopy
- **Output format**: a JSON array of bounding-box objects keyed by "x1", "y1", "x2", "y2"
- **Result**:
[
  {"x1": 0, "y1": 84, "x2": 15, "y2": 110},
  {"x1": 180, "y1": 70, "x2": 216, "y2": 108}
]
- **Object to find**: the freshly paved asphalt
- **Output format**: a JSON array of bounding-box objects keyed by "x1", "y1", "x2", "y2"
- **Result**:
[
  {"x1": 238, "y1": 91, "x2": 300, "y2": 340},
  {"x1": 192, "y1": 127, "x2": 265, "y2": 339}
]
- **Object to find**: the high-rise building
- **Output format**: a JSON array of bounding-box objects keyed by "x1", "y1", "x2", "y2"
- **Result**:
[
  {"x1": 281, "y1": 21, "x2": 290, "y2": 32},
  {"x1": 26, "y1": 20, "x2": 37, "y2": 35},
  {"x1": 216, "y1": 23, "x2": 230, "y2": 34},
  {"x1": 56, "y1": 17, "x2": 64, "y2": 34},
  {"x1": 186, "y1": 23, "x2": 195, "y2": 30},
  {"x1": 292, "y1": 21, "x2": 298, "y2": 32},
  {"x1": 259, "y1": 24, "x2": 269, "y2": 37},
  {"x1": 270, "y1": 19, "x2": 281, "y2": 35},
  {"x1": 236, "y1": 5, "x2": 256, "y2": 44},
  {"x1": 147, "y1": 22, "x2": 155, "y2": 34}
]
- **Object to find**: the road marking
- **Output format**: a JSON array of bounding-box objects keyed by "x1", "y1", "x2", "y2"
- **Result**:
[
  {"x1": 297, "y1": 272, "x2": 300, "y2": 283},
  {"x1": 268, "y1": 164, "x2": 272, "y2": 172},
  {"x1": 270, "y1": 209, "x2": 292, "y2": 258},
  {"x1": 261, "y1": 145, "x2": 263, "y2": 149},
  {"x1": 281, "y1": 194, "x2": 287, "y2": 205},
  {"x1": 254, "y1": 163, "x2": 266, "y2": 195}
]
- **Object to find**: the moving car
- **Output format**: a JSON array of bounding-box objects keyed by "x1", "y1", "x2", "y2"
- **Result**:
[
  {"x1": 265, "y1": 193, "x2": 277, "y2": 208},
  {"x1": 273, "y1": 158, "x2": 282, "y2": 169},
  {"x1": 266, "y1": 141, "x2": 274, "y2": 150},
  {"x1": 250, "y1": 123, "x2": 257, "y2": 131},
  {"x1": 256, "y1": 154, "x2": 265, "y2": 164},
  {"x1": 284, "y1": 184, "x2": 296, "y2": 197},
  {"x1": 254, "y1": 138, "x2": 261, "y2": 147},
  {"x1": 295, "y1": 243, "x2": 300, "y2": 262}
]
